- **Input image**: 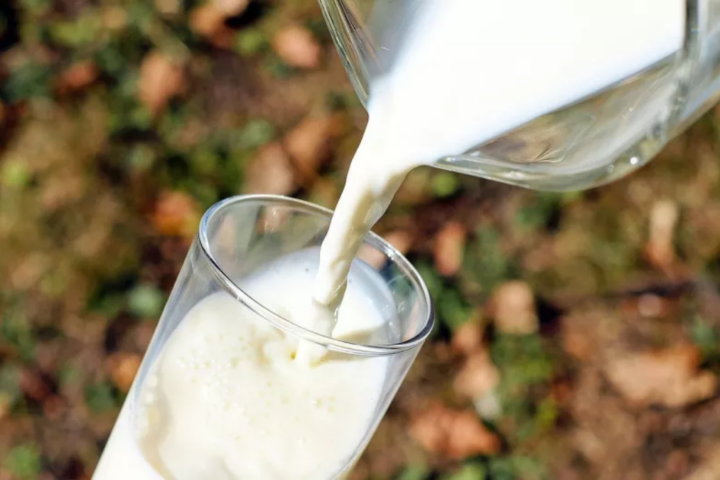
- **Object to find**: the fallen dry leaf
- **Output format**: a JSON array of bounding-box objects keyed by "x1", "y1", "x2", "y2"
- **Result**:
[
  {"x1": 488, "y1": 281, "x2": 538, "y2": 335},
  {"x1": 410, "y1": 402, "x2": 501, "y2": 459},
  {"x1": 551, "y1": 379, "x2": 573, "y2": 405},
  {"x1": 42, "y1": 395, "x2": 65, "y2": 421},
  {"x1": 41, "y1": 173, "x2": 85, "y2": 211},
  {"x1": 189, "y1": 4, "x2": 235, "y2": 47},
  {"x1": 686, "y1": 448, "x2": 720, "y2": 480},
  {"x1": 108, "y1": 352, "x2": 143, "y2": 393},
  {"x1": 605, "y1": 344, "x2": 717, "y2": 408},
  {"x1": 56, "y1": 61, "x2": 99, "y2": 94},
  {"x1": 434, "y1": 221, "x2": 466, "y2": 276},
  {"x1": 0, "y1": 394, "x2": 11, "y2": 422},
  {"x1": 152, "y1": 190, "x2": 201, "y2": 238},
  {"x1": 102, "y1": 6, "x2": 128, "y2": 31},
  {"x1": 284, "y1": 114, "x2": 338, "y2": 180},
  {"x1": 645, "y1": 199, "x2": 679, "y2": 272},
  {"x1": 9, "y1": 253, "x2": 47, "y2": 290},
  {"x1": 138, "y1": 51, "x2": 186, "y2": 115},
  {"x1": 634, "y1": 293, "x2": 670, "y2": 318},
  {"x1": 560, "y1": 318, "x2": 594, "y2": 361},
  {"x1": 19, "y1": 368, "x2": 53, "y2": 403},
  {"x1": 243, "y1": 142, "x2": 297, "y2": 196},
  {"x1": 155, "y1": 0, "x2": 182, "y2": 16},
  {"x1": 454, "y1": 350, "x2": 500, "y2": 399},
  {"x1": 211, "y1": 0, "x2": 250, "y2": 16},
  {"x1": 451, "y1": 319, "x2": 484, "y2": 356},
  {"x1": 665, "y1": 450, "x2": 690, "y2": 478},
  {"x1": 272, "y1": 25, "x2": 322, "y2": 70}
]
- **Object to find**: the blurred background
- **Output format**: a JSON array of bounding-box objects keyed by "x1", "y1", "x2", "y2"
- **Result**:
[{"x1": 2, "y1": 0, "x2": 720, "y2": 479}]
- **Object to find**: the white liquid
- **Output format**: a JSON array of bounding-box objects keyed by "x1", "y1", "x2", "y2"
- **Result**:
[
  {"x1": 94, "y1": 250, "x2": 392, "y2": 480},
  {"x1": 311, "y1": 0, "x2": 684, "y2": 337}
]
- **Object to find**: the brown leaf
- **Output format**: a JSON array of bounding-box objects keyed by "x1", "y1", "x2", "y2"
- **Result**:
[
  {"x1": 41, "y1": 173, "x2": 85, "y2": 211},
  {"x1": 487, "y1": 281, "x2": 538, "y2": 335},
  {"x1": 454, "y1": 350, "x2": 500, "y2": 399},
  {"x1": 151, "y1": 190, "x2": 201, "y2": 238},
  {"x1": 42, "y1": 395, "x2": 66, "y2": 420},
  {"x1": 272, "y1": 25, "x2": 322, "y2": 70},
  {"x1": 410, "y1": 402, "x2": 501, "y2": 459},
  {"x1": 102, "y1": 6, "x2": 128, "y2": 31},
  {"x1": 19, "y1": 369, "x2": 53, "y2": 402},
  {"x1": 605, "y1": 344, "x2": 717, "y2": 408},
  {"x1": 451, "y1": 319, "x2": 484, "y2": 356},
  {"x1": 0, "y1": 393, "x2": 11, "y2": 422},
  {"x1": 644, "y1": 200, "x2": 679, "y2": 272},
  {"x1": 9, "y1": 254, "x2": 47, "y2": 290},
  {"x1": 633, "y1": 293, "x2": 671, "y2": 318},
  {"x1": 687, "y1": 448, "x2": 720, "y2": 480},
  {"x1": 434, "y1": 221, "x2": 466, "y2": 276},
  {"x1": 665, "y1": 450, "x2": 690, "y2": 478},
  {"x1": 108, "y1": 352, "x2": 142, "y2": 393},
  {"x1": 243, "y1": 142, "x2": 297, "y2": 195},
  {"x1": 551, "y1": 379, "x2": 572, "y2": 405},
  {"x1": 189, "y1": 4, "x2": 235, "y2": 47},
  {"x1": 56, "y1": 61, "x2": 99, "y2": 94},
  {"x1": 138, "y1": 51, "x2": 186, "y2": 115},
  {"x1": 211, "y1": 0, "x2": 250, "y2": 16},
  {"x1": 283, "y1": 114, "x2": 339, "y2": 180},
  {"x1": 155, "y1": 0, "x2": 182, "y2": 16},
  {"x1": 560, "y1": 318, "x2": 593, "y2": 361}
]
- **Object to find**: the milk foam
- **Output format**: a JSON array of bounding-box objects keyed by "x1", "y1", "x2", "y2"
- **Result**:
[{"x1": 94, "y1": 249, "x2": 392, "y2": 480}]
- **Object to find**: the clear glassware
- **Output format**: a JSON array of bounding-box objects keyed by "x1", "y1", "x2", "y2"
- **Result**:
[
  {"x1": 318, "y1": 0, "x2": 720, "y2": 191},
  {"x1": 93, "y1": 195, "x2": 434, "y2": 480}
]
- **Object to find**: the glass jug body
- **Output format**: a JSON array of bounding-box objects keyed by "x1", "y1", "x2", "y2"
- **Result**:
[{"x1": 319, "y1": 0, "x2": 720, "y2": 191}]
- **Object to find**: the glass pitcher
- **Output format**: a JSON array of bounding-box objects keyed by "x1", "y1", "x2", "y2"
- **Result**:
[{"x1": 318, "y1": 0, "x2": 720, "y2": 191}]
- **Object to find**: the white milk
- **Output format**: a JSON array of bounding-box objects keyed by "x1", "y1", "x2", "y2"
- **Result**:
[
  {"x1": 311, "y1": 0, "x2": 685, "y2": 335},
  {"x1": 94, "y1": 250, "x2": 392, "y2": 480}
]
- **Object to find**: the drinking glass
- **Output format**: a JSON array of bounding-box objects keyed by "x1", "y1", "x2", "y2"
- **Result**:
[
  {"x1": 93, "y1": 195, "x2": 434, "y2": 480},
  {"x1": 319, "y1": 0, "x2": 720, "y2": 191}
]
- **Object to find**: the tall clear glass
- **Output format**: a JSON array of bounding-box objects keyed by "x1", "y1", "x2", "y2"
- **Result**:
[
  {"x1": 319, "y1": 0, "x2": 720, "y2": 191},
  {"x1": 92, "y1": 195, "x2": 434, "y2": 480}
]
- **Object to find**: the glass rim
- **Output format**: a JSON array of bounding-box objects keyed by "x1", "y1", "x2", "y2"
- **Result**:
[{"x1": 198, "y1": 194, "x2": 435, "y2": 356}]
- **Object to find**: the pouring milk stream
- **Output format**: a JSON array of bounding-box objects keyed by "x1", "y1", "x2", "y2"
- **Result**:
[
  {"x1": 299, "y1": 0, "x2": 684, "y2": 360},
  {"x1": 94, "y1": 1, "x2": 688, "y2": 478}
]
